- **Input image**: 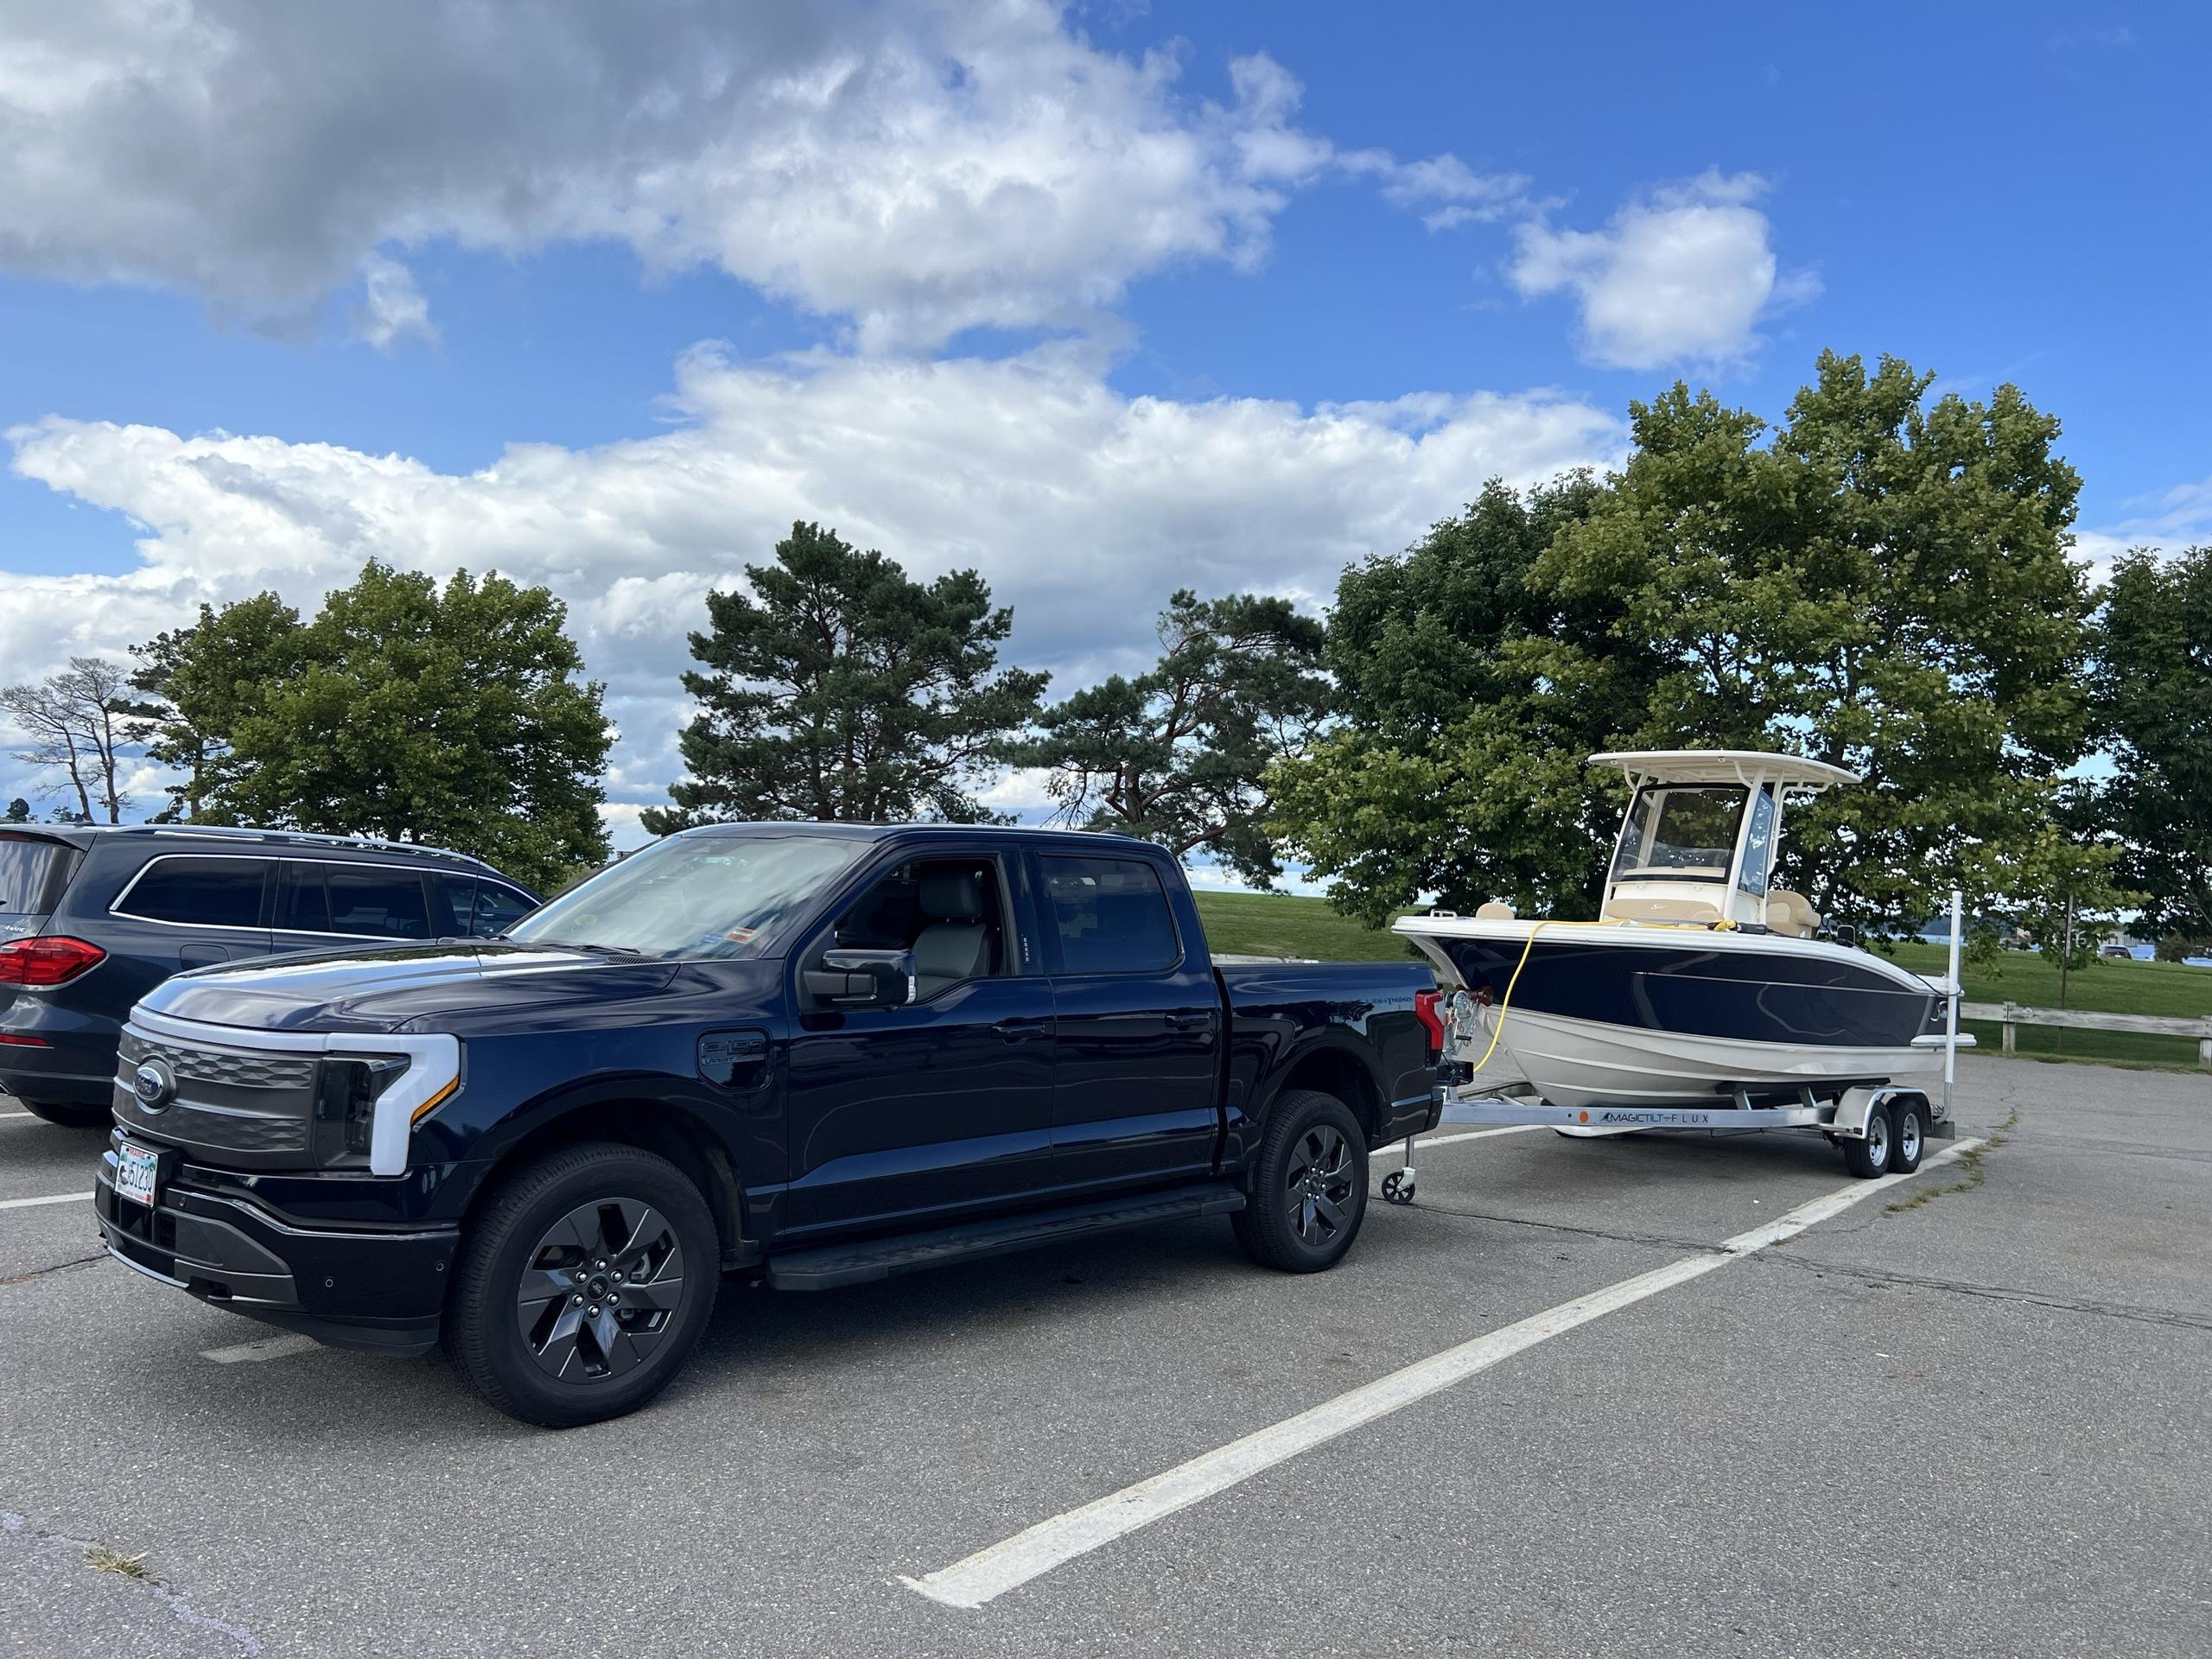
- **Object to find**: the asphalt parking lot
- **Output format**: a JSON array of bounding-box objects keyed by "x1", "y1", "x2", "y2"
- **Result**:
[{"x1": 3, "y1": 1057, "x2": 2207, "y2": 1658}]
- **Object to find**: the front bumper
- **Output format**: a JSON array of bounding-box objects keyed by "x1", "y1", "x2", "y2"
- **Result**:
[{"x1": 94, "y1": 1136, "x2": 456, "y2": 1357}]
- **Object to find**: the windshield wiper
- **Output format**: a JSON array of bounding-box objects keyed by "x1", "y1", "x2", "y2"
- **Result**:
[{"x1": 513, "y1": 938, "x2": 652, "y2": 958}]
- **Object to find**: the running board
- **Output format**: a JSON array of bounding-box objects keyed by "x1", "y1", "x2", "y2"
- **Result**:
[{"x1": 765, "y1": 1183, "x2": 1246, "y2": 1291}]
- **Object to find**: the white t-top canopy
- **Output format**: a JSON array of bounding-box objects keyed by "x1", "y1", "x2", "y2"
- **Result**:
[{"x1": 1589, "y1": 749, "x2": 1860, "y2": 792}]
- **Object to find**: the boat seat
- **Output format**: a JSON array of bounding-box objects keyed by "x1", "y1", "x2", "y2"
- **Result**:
[
  {"x1": 1599, "y1": 893, "x2": 1725, "y2": 926},
  {"x1": 1475, "y1": 901, "x2": 1516, "y2": 919},
  {"x1": 1765, "y1": 888, "x2": 1821, "y2": 938}
]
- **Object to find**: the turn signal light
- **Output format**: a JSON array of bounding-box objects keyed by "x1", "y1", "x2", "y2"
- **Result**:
[{"x1": 0, "y1": 936, "x2": 105, "y2": 987}]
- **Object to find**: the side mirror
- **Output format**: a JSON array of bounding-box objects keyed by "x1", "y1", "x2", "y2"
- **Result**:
[{"x1": 803, "y1": 947, "x2": 912, "y2": 1008}]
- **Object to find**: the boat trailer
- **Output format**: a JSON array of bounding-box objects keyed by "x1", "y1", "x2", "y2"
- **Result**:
[{"x1": 1378, "y1": 1080, "x2": 1959, "y2": 1205}]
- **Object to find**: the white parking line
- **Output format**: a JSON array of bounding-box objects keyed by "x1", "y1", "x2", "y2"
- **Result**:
[
  {"x1": 1406, "y1": 1124, "x2": 1547, "y2": 1151},
  {"x1": 200, "y1": 1333, "x2": 321, "y2": 1365},
  {"x1": 903, "y1": 1136, "x2": 1986, "y2": 1610},
  {"x1": 0, "y1": 1191, "x2": 89, "y2": 1211},
  {"x1": 0, "y1": 1110, "x2": 36, "y2": 1122}
]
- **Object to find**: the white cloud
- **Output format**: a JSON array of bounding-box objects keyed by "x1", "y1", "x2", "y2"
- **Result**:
[
  {"x1": 2072, "y1": 474, "x2": 2212, "y2": 580},
  {"x1": 353, "y1": 255, "x2": 436, "y2": 353},
  {"x1": 1508, "y1": 170, "x2": 1818, "y2": 370},
  {"x1": 1, "y1": 344, "x2": 1622, "y2": 825},
  {"x1": 0, "y1": 1, "x2": 1510, "y2": 352}
]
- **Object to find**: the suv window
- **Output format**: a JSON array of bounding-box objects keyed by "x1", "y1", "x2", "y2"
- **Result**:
[
  {"x1": 0, "y1": 836, "x2": 77, "y2": 917},
  {"x1": 432, "y1": 873, "x2": 537, "y2": 938},
  {"x1": 1041, "y1": 856, "x2": 1179, "y2": 975},
  {"x1": 115, "y1": 856, "x2": 267, "y2": 929},
  {"x1": 324, "y1": 867, "x2": 432, "y2": 940}
]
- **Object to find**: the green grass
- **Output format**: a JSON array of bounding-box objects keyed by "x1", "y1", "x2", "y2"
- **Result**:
[{"x1": 1192, "y1": 890, "x2": 2211, "y2": 1071}]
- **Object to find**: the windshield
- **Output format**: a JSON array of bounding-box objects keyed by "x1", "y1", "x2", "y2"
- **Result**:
[
  {"x1": 0, "y1": 836, "x2": 76, "y2": 917},
  {"x1": 506, "y1": 834, "x2": 866, "y2": 959},
  {"x1": 1611, "y1": 786, "x2": 1745, "y2": 884}
]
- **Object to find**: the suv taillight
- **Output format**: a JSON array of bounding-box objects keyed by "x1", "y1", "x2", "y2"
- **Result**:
[{"x1": 0, "y1": 936, "x2": 105, "y2": 987}]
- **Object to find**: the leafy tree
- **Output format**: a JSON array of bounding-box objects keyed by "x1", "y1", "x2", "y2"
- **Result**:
[
  {"x1": 1529, "y1": 352, "x2": 2094, "y2": 931},
  {"x1": 2091, "y1": 546, "x2": 2212, "y2": 939},
  {"x1": 1, "y1": 657, "x2": 143, "y2": 823},
  {"x1": 130, "y1": 594, "x2": 306, "y2": 820},
  {"x1": 3, "y1": 798, "x2": 29, "y2": 823},
  {"x1": 1269, "y1": 474, "x2": 1643, "y2": 922},
  {"x1": 211, "y1": 563, "x2": 611, "y2": 890},
  {"x1": 644, "y1": 523, "x2": 1047, "y2": 831},
  {"x1": 1007, "y1": 590, "x2": 1328, "y2": 887}
]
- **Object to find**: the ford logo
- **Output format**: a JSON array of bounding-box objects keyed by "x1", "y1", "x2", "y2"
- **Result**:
[{"x1": 132, "y1": 1058, "x2": 175, "y2": 1110}]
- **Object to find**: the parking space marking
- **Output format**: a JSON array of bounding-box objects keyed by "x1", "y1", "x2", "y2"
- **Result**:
[
  {"x1": 903, "y1": 1136, "x2": 1986, "y2": 1610},
  {"x1": 1406, "y1": 1124, "x2": 1547, "y2": 1152},
  {"x1": 0, "y1": 1192, "x2": 90, "y2": 1211},
  {"x1": 0, "y1": 1110, "x2": 36, "y2": 1122},
  {"x1": 200, "y1": 1333, "x2": 321, "y2": 1365}
]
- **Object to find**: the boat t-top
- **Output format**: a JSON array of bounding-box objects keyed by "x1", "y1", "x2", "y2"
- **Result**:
[{"x1": 1393, "y1": 750, "x2": 1960, "y2": 1119}]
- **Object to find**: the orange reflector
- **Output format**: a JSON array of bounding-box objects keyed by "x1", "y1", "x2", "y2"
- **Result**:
[{"x1": 410, "y1": 1077, "x2": 461, "y2": 1124}]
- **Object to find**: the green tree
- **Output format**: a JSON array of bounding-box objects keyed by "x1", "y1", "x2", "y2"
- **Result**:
[
  {"x1": 3, "y1": 798, "x2": 28, "y2": 823},
  {"x1": 1007, "y1": 589, "x2": 1328, "y2": 886},
  {"x1": 212, "y1": 563, "x2": 611, "y2": 889},
  {"x1": 130, "y1": 594, "x2": 307, "y2": 819},
  {"x1": 1, "y1": 657, "x2": 143, "y2": 823},
  {"x1": 643, "y1": 523, "x2": 1046, "y2": 831},
  {"x1": 1270, "y1": 474, "x2": 1645, "y2": 922},
  {"x1": 2092, "y1": 545, "x2": 2212, "y2": 940},
  {"x1": 1529, "y1": 352, "x2": 2094, "y2": 931}
]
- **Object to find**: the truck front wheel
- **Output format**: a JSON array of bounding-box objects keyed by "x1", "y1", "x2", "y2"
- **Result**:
[
  {"x1": 1232, "y1": 1089, "x2": 1370, "y2": 1273},
  {"x1": 447, "y1": 1141, "x2": 720, "y2": 1427}
]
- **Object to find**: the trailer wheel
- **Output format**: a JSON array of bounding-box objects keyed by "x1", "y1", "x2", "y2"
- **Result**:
[
  {"x1": 1232, "y1": 1090, "x2": 1369, "y2": 1272},
  {"x1": 1841, "y1": 1102, "x2": 1895, "y2": 1179},
  {"x1": 1890, "y1": 1097, "x2": 1926, "y2": 1174}
]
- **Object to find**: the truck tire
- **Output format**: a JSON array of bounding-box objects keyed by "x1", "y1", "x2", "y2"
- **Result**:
[
  {"x1": 1232, "y1": 1089, "x2": 1370, "y2": 1273},
  {"x1": 1889, "y1": 1096, "x2": 1927, "y2": 1174},
  {"x1": 1841, "y1": 1101, "x2": 1895, "y2": 1179},
  {"x1": 16, "y1": 1097, "x2": 111, "y2": 1129},
  {"x1": 447, "y1": 1141, "x2": 720, "y2": 1428}
]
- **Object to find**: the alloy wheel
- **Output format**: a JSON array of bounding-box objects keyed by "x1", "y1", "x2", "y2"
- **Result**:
[
  {"x1": 515, "y1": 1197, "x2": 685, "y2": 1384},
  {"x1": 1284, "y1": 1123, "x2": 1355, "y2": 1248}
]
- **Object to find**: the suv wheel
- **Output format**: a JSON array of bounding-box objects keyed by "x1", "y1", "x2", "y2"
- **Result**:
[
  {"x1": 16, "y1": 1097, "x2": 110, "y2": 1129},
  {"x1": 1231, "y1": 1089, "x2": 1370, "y2": 1273},
  {"x1": 447, "y1": 1142, "x2": 719, "y2": 1427}
]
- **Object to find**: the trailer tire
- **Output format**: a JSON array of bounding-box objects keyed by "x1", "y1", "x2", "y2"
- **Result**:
[
  {"x1": 1890, "y1": 1096, "x2": 1926, "y2": 1174},
  {"x1": 1841, "y1": 1101, "x2": 1895, "y2": 1179},
  {"x1": 1233, "y1": 1090, "x2": 1369, "y2": 1273}
]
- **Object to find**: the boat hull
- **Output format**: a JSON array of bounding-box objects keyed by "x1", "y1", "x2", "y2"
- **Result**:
[{"x1": 1396, "y1": 920, "x2": 1944, "y2": 1110}]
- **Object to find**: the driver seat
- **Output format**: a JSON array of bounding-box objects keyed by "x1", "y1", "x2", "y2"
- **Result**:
[{"x1": 912, "y1": 868, "x2": 990, "y2": 998}]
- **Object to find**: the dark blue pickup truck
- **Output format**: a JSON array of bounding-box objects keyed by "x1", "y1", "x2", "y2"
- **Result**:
[{"x1": 93, "y1": 823, "x2": 1440, "y2": 1426}]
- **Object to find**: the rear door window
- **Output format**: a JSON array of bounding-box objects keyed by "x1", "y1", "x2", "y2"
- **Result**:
[
  {"x1": 0, "y1": 836, "x2": 78, "y2": 921},
  {"x1": 114, "y1": 857, "x2": 269, "y2": 929},
  {"x1": 277, "y1": 864, "x2": 334, "y2": 934},
  {"x1": 1041, "y1": 856, "x2": 1180, "y2": 975},
  {"x1": 325, "y1": 867, "x2": 433, "y2": 941},
  {"x1": 432, "y1": 873, "x2": 537, "y2": 938}
]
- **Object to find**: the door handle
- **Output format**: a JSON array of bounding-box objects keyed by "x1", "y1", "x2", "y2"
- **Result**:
[
  {"x1": 990, "y1": 1018, "x2": 1049, "y2": 1043},
  {"x1": 1163, "y1": 1009, "x2": 1215, "y2": 1029}
]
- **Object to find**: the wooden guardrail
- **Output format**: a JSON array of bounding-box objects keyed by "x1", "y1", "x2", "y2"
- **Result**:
[{"x1": 1959, "y1": 1001, "x2": 2212, "y2": 1068}]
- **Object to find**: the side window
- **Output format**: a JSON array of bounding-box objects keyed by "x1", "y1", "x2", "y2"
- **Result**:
[
  {"x1": 470, "y1": 881, "x2": 536, "y2": 938},
  {"x1": 820, "y1": 855, "x2": 1012, "y2": 996},
  {"x1": 278, "y1": 864, "x2": 333, "y2": 933},
  {"x1": 114, "y1": 857, "x2": 266, "y2": 929},
  {"x1": 1042, "y1": 856, "x2": 1179, "y2": 975},
  {"x1": 326, "y1": 867, "x2": 432, "y2": 941},
  {"x1": 1738, "y1": 785, "x2": 1777, "y2": 896}
]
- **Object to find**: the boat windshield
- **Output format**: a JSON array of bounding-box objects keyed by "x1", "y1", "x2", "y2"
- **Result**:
[
  {"x1": 1611, "y1": 786, "x2": 1745, "y2": 885},
  {"x1": 505, "y1": 833, "x2": 867, "y2": 960}
]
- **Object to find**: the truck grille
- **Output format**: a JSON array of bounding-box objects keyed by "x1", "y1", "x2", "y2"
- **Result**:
[{"x1": 114, "y1": 1027, "x2": 318, "y2": 1159}]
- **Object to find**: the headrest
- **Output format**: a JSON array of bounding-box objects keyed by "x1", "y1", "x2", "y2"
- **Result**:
[{"x1": 918, "y1": 868, "x2": 983, "y2": 922}]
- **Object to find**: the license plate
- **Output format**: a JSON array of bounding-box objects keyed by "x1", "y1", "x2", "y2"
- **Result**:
[{"x1": 115, "y1": 1141, "x2": 160, "y2": 1209}]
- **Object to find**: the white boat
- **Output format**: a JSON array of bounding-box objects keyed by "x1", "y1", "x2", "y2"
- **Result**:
[{"x1": 1394, "y1": 750, "x2": 1955, "y2": 1112}]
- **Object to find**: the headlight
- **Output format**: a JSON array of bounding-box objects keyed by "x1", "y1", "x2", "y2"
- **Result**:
[{"x1": 315, "y1": 1056, "x2": 412, "y2": 1165}]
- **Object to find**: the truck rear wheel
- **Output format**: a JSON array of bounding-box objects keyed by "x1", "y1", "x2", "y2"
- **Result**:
[
  {"x1": 1232, "y1": 1089, "x2": 1369, "y2": 1273},
  {"x1": 447, "y1": 1141, "x2": 719, "y2": 1428}
]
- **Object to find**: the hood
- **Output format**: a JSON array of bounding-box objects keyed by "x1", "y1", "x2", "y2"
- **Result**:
[{"x1": 139, "y1": 940, "x2": 685, "y2": 1033}]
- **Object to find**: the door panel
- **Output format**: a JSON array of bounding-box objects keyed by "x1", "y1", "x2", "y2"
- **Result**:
[
  {"x1": 781, "y1": 849, "x2": 1057, "y2": 1235},
  {"x1": 1035, "y1": 854, "x2": 1220, "y2": 1192}
]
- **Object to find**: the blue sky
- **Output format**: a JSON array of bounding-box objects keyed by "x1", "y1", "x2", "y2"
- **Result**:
[{"x1": 1, "y1": 2, "x2": 2204, "y2": 848}]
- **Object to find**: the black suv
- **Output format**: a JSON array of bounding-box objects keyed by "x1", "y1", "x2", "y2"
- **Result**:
[{"x1": 0, "y1": 826, "x2": 538, "y2": 1128}]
